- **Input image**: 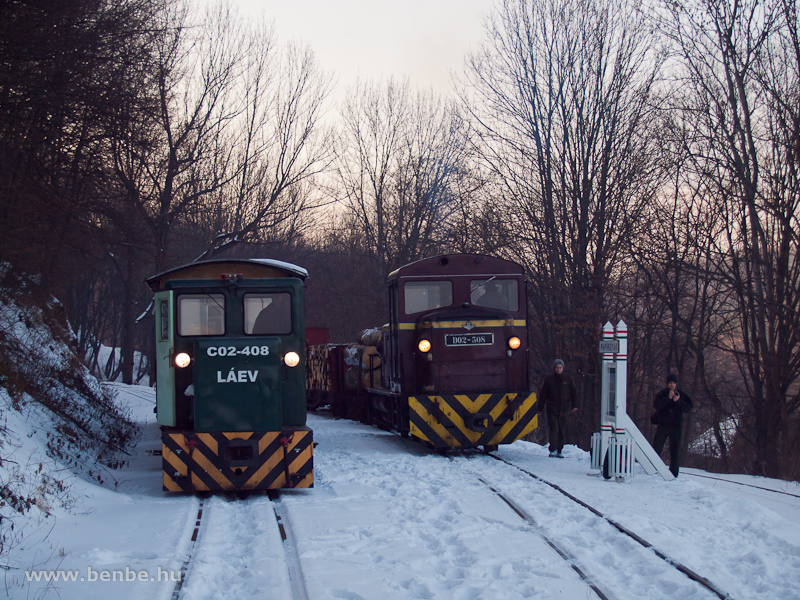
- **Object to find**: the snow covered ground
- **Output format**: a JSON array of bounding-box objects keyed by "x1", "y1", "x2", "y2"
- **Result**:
[{"x1": 5, "y1": 383, "x2": 800, "y2": 600}]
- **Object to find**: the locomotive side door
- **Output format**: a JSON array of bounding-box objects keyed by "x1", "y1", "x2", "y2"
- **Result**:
[
  {"x1": 154, "y1": 291, "x2": 176, "y2": 426},
  {"x1": 388, "y1": 283, "x2": 402, "y2": 393}
]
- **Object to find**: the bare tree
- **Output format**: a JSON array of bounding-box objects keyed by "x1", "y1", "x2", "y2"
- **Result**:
[
  {"x1": 97, "y1": 1, "x2": 332, "y2": 382},
  {"x1": 656, "y1": 0, "x2": 800, "y2": 477},
  {"x1": 335, "y1": 78, "x2": 471, "y2": 273},
  {"x1": 199, "y1": 38, "x2": 334, "y2": 257},
  {"x1": 0, "y1": 0, "x2": 161, "y2": 277},
  {"x1": 0, "y1": 0, "x2": 170, "y2": 385},
  {"x1": 460, "y1": 0, "x2": 666, "y2": 444},
  {"x1": 0, "y1": 0, "x2": 332, "y2": 384},
  {"x1": 622, "y1": 129, "x2": 741, "y2": 471}
]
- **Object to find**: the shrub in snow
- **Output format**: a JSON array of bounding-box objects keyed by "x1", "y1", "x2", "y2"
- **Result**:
[{"x1": 0, "y1": 264, "x2": 139, "y2": 565}]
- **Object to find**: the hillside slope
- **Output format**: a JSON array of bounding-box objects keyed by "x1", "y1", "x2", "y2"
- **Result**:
[{"x1": 0, "y1": 264, "x2": 138, "y2": 567}]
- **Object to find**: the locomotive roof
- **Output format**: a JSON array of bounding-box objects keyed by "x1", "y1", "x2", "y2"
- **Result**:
[
  {"x1": 386, "y1": 254, "x2": 523, "y2": 282},
  {"x1": 146, "y1": 258, "x2": 308, "y2": 291}
]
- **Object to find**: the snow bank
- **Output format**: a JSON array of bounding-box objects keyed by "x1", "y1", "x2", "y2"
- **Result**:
[{"x1": 0, "y1": 265, "x2": 139, "y2": 570}]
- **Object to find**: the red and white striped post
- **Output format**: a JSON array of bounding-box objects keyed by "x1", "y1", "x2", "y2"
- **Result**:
[
  {"x1": 593, "y1": 320, "x2": 634, "y2": 481},
  {"x1": 592, "y1": 319, "x2": 674, "y2": 481}
]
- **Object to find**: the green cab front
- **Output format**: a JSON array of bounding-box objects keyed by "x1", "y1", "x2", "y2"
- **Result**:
[{"x1": 147, "y1": 259, "x2": 313, "y2": 492}]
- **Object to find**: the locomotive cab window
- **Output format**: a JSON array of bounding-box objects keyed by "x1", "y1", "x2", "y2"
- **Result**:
[
  {"x1": 471, "y1": 279, "x2": 518, "y2": 311},
  {"x1": 178, "y1": 294, "x2": 225, "y2": 336},
  {"x1": 404, "y1": 281, "x2": 453, "y2": 315},
  {"x1": 245, "y1": 293, "x2": 292, "y2": 335}
]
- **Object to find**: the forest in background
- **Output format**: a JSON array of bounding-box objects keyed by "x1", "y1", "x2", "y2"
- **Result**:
[{"x1": 1, "y1": 0, "x2": 798, "y2": 480}]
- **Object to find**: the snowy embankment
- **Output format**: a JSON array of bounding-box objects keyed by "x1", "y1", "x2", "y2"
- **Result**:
[
  {"x1": 0, "y1": 267, "x2": 138, "y2": 592},
  {"x1": 5, "y1": 380, "x2": 800, "y2": 600},
  {"x1": 1, "y1": 384, "x2": 193, "y2": 599}
]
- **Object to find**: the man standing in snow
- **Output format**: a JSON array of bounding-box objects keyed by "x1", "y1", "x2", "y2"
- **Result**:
[
  {"x1": 538, "y1": 359, "x2": 578, "y2": 457},
  {"x1": 651, "y1": 373, "x2": 693, "y2": 477}
]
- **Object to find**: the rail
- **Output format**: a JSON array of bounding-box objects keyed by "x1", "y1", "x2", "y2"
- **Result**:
[{"x1": 484, "y1": 452, "x2": 734, "y2": 600}]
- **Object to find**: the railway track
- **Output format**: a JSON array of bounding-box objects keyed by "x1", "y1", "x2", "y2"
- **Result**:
[
  {"x1": 270, "y1": 491, "x2": 310, "y2": 600},
  {"x1": 162, "y1": 430, "x2": 784, "y2": 600},
  {"x1": 475, "y1": 452, "x2": 734, "y2": 600},
  {"x1": 170, "y1": 498, "x2": 206, "y2": 600},
  {"x1": 682, "y1": 471, "x2": 800, "y2": 499},
  {"x1": 169, "y1": 492, "x2": 307, "y2": 600},
  {"x1": 476, "y1": 476, "x2": 614, "y2": 600}
]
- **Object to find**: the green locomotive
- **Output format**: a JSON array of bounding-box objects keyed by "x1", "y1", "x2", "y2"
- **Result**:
[{"x1": 146, "y1": 258, "x2": 313, "y2": 492}]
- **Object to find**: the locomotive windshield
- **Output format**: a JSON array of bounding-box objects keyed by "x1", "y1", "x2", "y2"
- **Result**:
[
  {"x1": 245, "y1": 293, "x2": 292, "y2": 334},
  {"x1": 471, "y1": 279, "x2": 518, "y2": 311},
  {"x1": 404, "y1": 281, "x2": 453, "y2": 315},
  {"x1": 178, "y1": 294, "x2": 225, "y2": 336}
]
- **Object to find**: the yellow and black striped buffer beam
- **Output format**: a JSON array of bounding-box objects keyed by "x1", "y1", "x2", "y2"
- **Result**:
[
  {"x1": 162, "y1": 429, "x2": 313, "y2": 492},
  {"x1": 409, "y1": 392, "x2": 538, "y2": 449}
]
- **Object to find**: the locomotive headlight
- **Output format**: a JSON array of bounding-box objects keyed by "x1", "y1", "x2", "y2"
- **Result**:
[
  {"x1": 284, "y1": 351, "x2": 300, "y2": 368},
  {"x1": 418, "y1": 339, "x2": 431, "y2": 353},
  {"x1": 508, "y1": 336, "x2": 522, "y2": 350},
  {"x1": 174, "y1": 352, "x2": 192, "y2": 368}
]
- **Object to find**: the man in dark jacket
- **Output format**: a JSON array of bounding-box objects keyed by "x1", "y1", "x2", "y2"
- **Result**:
[
  {"x1": 652, "y1": 373, "x2": 693, "y2": 477},
  {"x1": 538, "y1": 359, "x2": 578, "y2": 457}
]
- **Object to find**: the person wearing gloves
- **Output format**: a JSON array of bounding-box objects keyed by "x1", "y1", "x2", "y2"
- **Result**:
[
  {"x1": 538, "y1": 359, "x2": 578, "y2": 457},
  {"x1": 651, "y1": 373, "x2": 693, "y2": 477}
]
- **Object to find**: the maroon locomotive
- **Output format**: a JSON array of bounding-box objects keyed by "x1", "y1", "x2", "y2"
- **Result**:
[{"x1": 306, "y1": 254, "x2": 539, "y2": 450}]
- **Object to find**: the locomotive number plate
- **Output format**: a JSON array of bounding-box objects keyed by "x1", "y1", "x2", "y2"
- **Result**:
[{"x1": 444, "y1": 333, "x2": 494, "y2": 346}]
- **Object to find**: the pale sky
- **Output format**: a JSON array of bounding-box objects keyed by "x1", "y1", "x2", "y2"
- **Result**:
[{"x1": 236, "y1": 0, "x2": 492, "y2": 95}]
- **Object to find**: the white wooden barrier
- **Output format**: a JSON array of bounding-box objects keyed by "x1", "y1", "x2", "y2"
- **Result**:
[
  {"x1": 608, "y1": 437, "x2": 635, "y2": 479},
  {"x1": 591, "y1": 432, "x2": 602, "y2": 470}
]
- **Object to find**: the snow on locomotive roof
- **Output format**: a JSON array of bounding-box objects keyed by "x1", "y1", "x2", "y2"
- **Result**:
[
  {"x1": 146, "y1": 258, "x2": 308, "y2": 291},
  {"x1": 249, "y1": 258, "x2": 309, "y2": 278}
]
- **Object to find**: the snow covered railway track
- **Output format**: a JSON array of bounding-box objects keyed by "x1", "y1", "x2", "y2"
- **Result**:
[
  {"x1": 270, "y1": 492, "x2": 310, "y2": 600},
  {"x1": 170, "y1": 498, "x2": 206, "y2": 600},
  {"x1": 484, "y1": 453, "x2": 733, "y2": 600},
  {"x1": 477, "y1": 477, "x2": 613, "y2": 600},
  {"x1": 169, "y1": 493, "x2": 304, "y2": 600}
]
